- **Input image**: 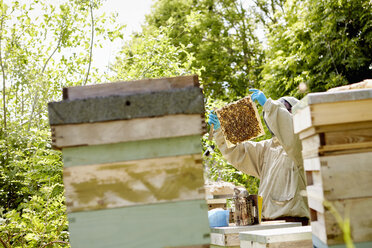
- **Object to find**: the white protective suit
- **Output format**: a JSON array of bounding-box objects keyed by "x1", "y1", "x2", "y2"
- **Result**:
[{"x1": 214, "y1": 97, "x2": 309, "y2": 219}]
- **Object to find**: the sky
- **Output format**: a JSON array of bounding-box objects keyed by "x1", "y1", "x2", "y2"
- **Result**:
[{"x1": 93, "y1": 0, "x2": 155, "y2": 74}]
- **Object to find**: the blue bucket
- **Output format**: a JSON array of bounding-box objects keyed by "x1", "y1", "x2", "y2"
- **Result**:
[{"x1": 208, "y1": 209, "x2": 229, "y2": 228}]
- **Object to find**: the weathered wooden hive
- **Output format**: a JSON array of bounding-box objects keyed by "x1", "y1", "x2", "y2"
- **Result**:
[
  {"x1": 293, "y1": 86, "x2": 372, "y2": 248},
  {"x1": 239, "y1": 225, "x2": 313, "y2": 248},
  {"x1": 216, "y1": 96, "x2": 264, "y2": 147},
  {"x1": 48, "y1": 75, "x2": 210, "y2": 248},
  {"x1": 210, "y1": 222, "x2": 302, "y2": 248}
]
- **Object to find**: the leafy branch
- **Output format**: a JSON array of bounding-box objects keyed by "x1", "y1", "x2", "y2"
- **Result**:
[
  {"x1": 27, "y1": 29, "x2": 64, "y2": 132},
  {"x1": 83, "y1": 0, "x2": 94, "y2": 86},
  {"x1": 40, "y1": 240, "x2": 69, "y2": 248},
  {"x1": 0, "y1": 5, "x2": 7, "y2": 134},
  {"x1": 0, "y1": 236, "x2": 9, "y2": 248}
]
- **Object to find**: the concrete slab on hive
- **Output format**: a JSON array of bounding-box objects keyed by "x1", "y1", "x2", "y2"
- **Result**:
[{"x1": 48, "y1": 87, "x2": 204, "y2": 125}]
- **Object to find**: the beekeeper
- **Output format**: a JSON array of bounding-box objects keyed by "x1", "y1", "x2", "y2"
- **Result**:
[{"x1": 208, "y1": 89, "x2": 310, "y2": 225}]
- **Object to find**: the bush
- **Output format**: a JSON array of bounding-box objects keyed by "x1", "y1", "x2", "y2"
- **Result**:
[{"x1": 0, "y1": 126, "x2": 69, "y2": 247}]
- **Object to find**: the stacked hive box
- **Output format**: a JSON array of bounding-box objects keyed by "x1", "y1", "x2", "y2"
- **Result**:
[
  {"x1": 210, "y1": 221, "x2": 301, "y2": 248},
  {"x1": 293, "y1": 88, "x2": 372, "y2": 248},
  {"x1": 205, "y1": 182, "x2": 235, "y2": 211},
  {"x1": 48, "y1": 75, "x2": 210, "y2": 248},
  {"x1": 239, "y1": 225, "x2": 313, "y2": 248}
]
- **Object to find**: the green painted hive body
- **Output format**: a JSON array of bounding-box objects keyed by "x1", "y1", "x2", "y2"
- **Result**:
[{"x1": 48, "y1": 75, "x2": 210, "y2": 248}]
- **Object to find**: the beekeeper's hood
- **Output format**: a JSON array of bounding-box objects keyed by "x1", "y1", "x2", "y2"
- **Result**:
[
  {"x1": 279, "y1": 96, "x2": 299, "y2": 109},
  {"x1": 263, "y1": 96, "x2": 299, "y2": 136}
]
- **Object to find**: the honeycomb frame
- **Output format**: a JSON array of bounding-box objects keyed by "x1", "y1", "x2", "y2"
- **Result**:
[{"x1": 216, "y1": 96, "x2": 265, "y2": 147}]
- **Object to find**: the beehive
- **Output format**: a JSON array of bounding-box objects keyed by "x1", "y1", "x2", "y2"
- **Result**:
[
  {"x1": 48, "y1": 75, "x2": 211, "y2": 248},
  {"x1": 210, "y1": 221, "x2": 301, "y2": 248},
  {"x1": 216, "y1": 96, "x2": 264, "y2": 147},
  {"x1": 239, "y1": 226, "x2": 313, "y2": 248},
  {"x1": 293, "y1": 86, "x2": 372, "y2": 248}
]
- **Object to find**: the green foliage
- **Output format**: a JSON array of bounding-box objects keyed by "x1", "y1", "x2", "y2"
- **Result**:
[
  {"x1": 203, "y1": 138, "x2": 260, "y2": 194},
  {"x1": 260, "y1": 0, "x2": 372, "y2": 99},
  {"x1": 0, "y1": 188, "x2": 68, "y2": 247},
  {"x1": 0, "y1": 128, "x2": 62, "y2": 210},
  {"x1": 145, "y1": 0, "x2": 264, "y2": 100},
  {"x1": 109, "y1": 25, "x2": 202, "y2": 81},
  {"x1": 0, "y1": 0, "x2": 124, "y2": 133},
  {"x1": 0, "y1": 127, "x2": 68, "y2": 247},
  {"x1": 0, "y1": 0, "x2": 124, "y2": 246}
]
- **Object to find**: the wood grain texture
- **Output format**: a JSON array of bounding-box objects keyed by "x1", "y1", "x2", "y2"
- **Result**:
[
  {"x1": 312, "y1": 99, "x2": 372, "y2": 125},
  {"x1": 240, "y1": 240, "x2": 256, "y2": 248},
  {"x1": 67, "y1": 199, "x2": 210, "y2": 248},
  {"x1": 169, "y1": 245, "x2": 210, "y2": 248},
  {"x1": 299, "y1": 121, "x2": 372, "y2": 140},
  {"x1": 62, "y1": 135, "x2": 202, "y2": 167},
  {"x1": 301, "y1": 127, "x2": 372, "y2": 156},
  {"x1": 51, "y1": 114, "x2": 206, "y2": 149},
  {"x1": 303, "y1": 157, "x2": 321, "y2": 171},
  {"x1": 49, "y1": 87, "x2": 204, "y2": 125},
  {"x1": 210, "y1": 221, "x2": 296, "y2": 234},
  {"x1": 210, "y1": 222, "x2": 301, "y2": 247},
  {"x1": 63, "y1": 75, "x2": 199, "y2": 100},
  {"x1": 301, "y1": 134, "x2": 322, "y2": 152},
  {"x1": 304, "y1": 152, "x2": 372, "y2": 200},
  {"x1": 207, "y1": 203, "x2": 226, "y2": 210},
  {"x1": 241, "y1": 239, "x2": 313, "y2": 248},
  {"x1": 312, "y1": 234, "x2": 372, "y2": 248},
  {"x1": 293, "y1": 105, "x2": 313, "y2": 134},
  {"x1": 210, "y1": 233, "x2": 240, "y2": 247},
  {"x1": 239, "y1": 226, "x2": 312, "y2": 244},
  {"x1": 210, "y1": 245, "x2": 238, "y2": 248},
  {"x1": 306, "y1": 185, "x2": 325, "y2": 213},
  {"x1": 63, "y1": 154, "x2": 205, "y2": 212},
  {"x1": 309, "y1": 197, "x2": 372, "y2": 245},
  {"x1": 302, "y1": 147, "x2": 372, "y2": 159},
  {"x1": 319, "y1": 152, "x2": 372, "y2": 200},
  {"x1": 293, "y1": 89, "x2": 372, "y2": 114},
  {"x1": 293, "y1": 98, "x2": 372, "y2": 134},
  {"x1": 325, "y1": 128, "x2": 372, "y2": 146}
]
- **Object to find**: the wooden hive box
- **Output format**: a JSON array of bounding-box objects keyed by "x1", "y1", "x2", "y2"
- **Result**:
[
  {"x1": 293, "y1": 88, "x2": 372, "y2": 248},
  {"x1": 48, "y1": 75, "x2": 211, "y2": 248},
  {"x1": 216, "y1": 96, "x2": 264, "y2": 147},
  {"x1": 205, "y1": 182, "x2": 235, "y2": 211},
  {"x1": 239, "y1": 226, "x2": 313, "y2": 248},
  {"x1": 210, "y1": 221, "x2": 301, "y2": 248}
]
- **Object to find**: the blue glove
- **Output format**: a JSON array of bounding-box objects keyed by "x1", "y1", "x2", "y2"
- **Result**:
[
  {"x1": 208, "y1": 111, "x2": 221, "y2": 130},
  {"x1": 249, "y1": 89, "x2": 267, "y2": 106}
]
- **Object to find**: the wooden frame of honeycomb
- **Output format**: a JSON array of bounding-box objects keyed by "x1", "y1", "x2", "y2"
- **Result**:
[{"x1": 216, "y1": 96, "x2": 265, "y2": 147}]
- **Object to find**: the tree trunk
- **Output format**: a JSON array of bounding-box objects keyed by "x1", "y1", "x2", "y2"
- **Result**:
[{"x1": 0, "y1": 12, "x2": 7, "y2": 134}]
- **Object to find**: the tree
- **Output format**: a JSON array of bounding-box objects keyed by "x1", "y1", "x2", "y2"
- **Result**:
[
  {"x1": 0, "y1": 0, "x2": 124, "y2": 135},
  {"x1": 145, "y1": 0, "x2": 264, "y2": 100},
  {"x1": 109, "y1": 25, "x2": 200, "y2": 81},
  {"x1": 260, "y1": 0, "x2": 372, "y2": 99},
  {"x1": 0, "y1": 0, "x2": 124, "y2": 246}
]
